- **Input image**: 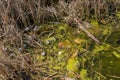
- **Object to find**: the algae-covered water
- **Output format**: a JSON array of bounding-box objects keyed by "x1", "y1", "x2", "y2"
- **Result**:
[
  {"x1": 94, "y1": 50, "x2": 120, "y2": 80},
  {"x1": 31, "y1": 18, "x2": 120, "y2": 79}
]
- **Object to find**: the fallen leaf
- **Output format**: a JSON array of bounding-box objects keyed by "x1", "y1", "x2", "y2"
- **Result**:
[
  {"x1": 58, "y1": 42, "x2": 64, "y2": 48},
  {"x1": 74, "y1": 38, "x2": 84, "y2": 44}
]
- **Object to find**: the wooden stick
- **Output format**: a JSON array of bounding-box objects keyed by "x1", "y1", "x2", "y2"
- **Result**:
[{"x1": 74, "y1": 18, "x2": 101, "y2": 44}]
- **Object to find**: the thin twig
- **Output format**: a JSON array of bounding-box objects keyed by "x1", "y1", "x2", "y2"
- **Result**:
[
  {"x1": 93, "y1": 70, "x2": 106, "y2": 79},
  {"x1": 107, "y1": 75, "x2": 120, "y2": 79},
  {"x1": 45, "y1": 72, "x2": 58, "y2": 80}
]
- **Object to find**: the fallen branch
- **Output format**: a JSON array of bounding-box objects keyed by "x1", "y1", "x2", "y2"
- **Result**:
[
  {"x1": 64, "y1": 16, "x2": 101, "y2": 44},
  {"x1": 74, "y1": 18, "x2": 101, "y2": 44}
]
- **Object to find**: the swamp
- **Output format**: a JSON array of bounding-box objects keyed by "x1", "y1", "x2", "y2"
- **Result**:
[{"x1": 0, "y1": 0, "x2": 120, "y2": 80}]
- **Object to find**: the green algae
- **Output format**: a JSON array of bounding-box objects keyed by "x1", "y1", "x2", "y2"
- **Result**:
[{"x1": 30, "y1": 21, "x2": 120, "y2": 79}]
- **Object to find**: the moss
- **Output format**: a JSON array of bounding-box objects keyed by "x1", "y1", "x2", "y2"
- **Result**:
[{"x1": 19, "y1": 20, "x2": 120, "y2": 79}]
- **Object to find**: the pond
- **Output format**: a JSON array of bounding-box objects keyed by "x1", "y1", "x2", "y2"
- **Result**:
[{"x1": 32, "y1": 20, "x2": 120, "y2": 79}]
